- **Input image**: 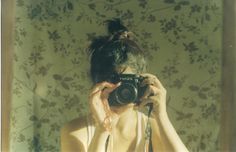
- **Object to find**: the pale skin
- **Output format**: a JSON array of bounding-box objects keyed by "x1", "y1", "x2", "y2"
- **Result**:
[{"x1": 61, "y1": 66, "x2": 189, "y2": 152}]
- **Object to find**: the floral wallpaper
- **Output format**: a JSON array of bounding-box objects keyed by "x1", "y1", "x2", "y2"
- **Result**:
[{"x1": 10, "y1": 0, "x2": 222, "y2": 151}]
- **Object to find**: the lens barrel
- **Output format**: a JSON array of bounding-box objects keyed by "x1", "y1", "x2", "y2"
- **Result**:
[{"x1": 108, "y1": 74, "x2": 143, "y2": 106}]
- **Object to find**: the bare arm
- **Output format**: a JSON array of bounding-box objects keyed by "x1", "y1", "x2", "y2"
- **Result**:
[
  {"x1": 60, "y1": 116, "x2": 111, "y2": 152},
  {"x1": 87, "y1": 81, "x2": 120, "y2": 151},
  {"x1": 151, "y1": 112, "x2": 189, "y2": 152},
  {"x1": 88, "y1": 127, "x2": 110, "y2": 152},
  {"x1": 61, "y1": 125, "x2": 85, "y2": 152},
  {"x1": 140, "y1": 73, "x2": 189, "y2": 152},
  {"x1": 60, "y1": 82, "x2": 120, "y2": 152}
]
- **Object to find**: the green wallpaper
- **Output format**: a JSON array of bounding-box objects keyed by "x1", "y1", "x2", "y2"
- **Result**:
[{"x1": 10, "y1": 0, "x2": 222, "y2": 151}]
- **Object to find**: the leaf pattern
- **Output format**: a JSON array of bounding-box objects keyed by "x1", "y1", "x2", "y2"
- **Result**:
[{"x1": 10, "y1": 0, "x2": 222, "y2": 151}]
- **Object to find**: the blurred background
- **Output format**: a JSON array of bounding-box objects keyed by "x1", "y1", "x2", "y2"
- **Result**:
[{"x1": 2, "y1": 0, "x2": 235, "y2": 151}]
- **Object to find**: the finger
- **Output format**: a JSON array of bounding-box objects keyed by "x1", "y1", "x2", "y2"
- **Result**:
[
  {"x1": 101, "y1": 82, "x2": 121, "y2": 99},
  {"x1": 89, "y1": 101, "x2": 106, "y2": 122},
  {"x1": 138, "y1": 96, "x2": 158, "y2": 108},
  {"x1": 141, "y1": 85, "x2": 160, "y2": 99},
  {"x1": 103, "y1": 82, "x2": 121, "y2": 95},
  {"x1": 92, "y1": 82, "x2": 115, "y2": 93},
  {"x1": 140, "y1": 78, "x2": 158, "y2": 87},
  {"x1": 89, "y1": 82, "x2": 121, "y2": 114},
  {"x1": 89, "y1": 91, "x2": 113, "y2": 114},
  {"x1": 140, "y1": 73, "x2": 164, "y2": 88},
  {"x1": 140, "y1": 73, "x2": 157, "y2": 79},
  {"x1": 90, "y1": 81, "x2": 118, "y2": 96}
]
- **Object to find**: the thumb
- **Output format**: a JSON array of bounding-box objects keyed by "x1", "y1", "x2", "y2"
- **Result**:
[{"x1": 102, "y1": 82, "x2": 121, "y2": 99}]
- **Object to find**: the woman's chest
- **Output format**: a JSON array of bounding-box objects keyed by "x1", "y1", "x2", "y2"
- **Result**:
[{"x1": 107, "y1": 127, "x2": 138, "y2": 152}]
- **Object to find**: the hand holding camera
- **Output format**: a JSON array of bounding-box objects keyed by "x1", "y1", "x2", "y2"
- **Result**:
[
  {"x1": 88, "y1": 73, "x2": 167, "y2": 132},
  {"x1": 138, "y1": 73, "x2": 167, "y2": 116},
  {"x1": 108, "y1": 73, "x2": 167, "y2": 115},
  {"x1": 88, "y1": 82, "x2": 121, "y2": 132}
]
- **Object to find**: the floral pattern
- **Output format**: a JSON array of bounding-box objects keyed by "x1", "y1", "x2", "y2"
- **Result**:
[{"x1": 10, "y1": 0, "x2": 222, "y2": 151}]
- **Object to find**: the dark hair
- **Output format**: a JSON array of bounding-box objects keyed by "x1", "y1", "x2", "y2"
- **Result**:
[{"x1": 88, "y1": 18, "x2": 146, "y2": 84}]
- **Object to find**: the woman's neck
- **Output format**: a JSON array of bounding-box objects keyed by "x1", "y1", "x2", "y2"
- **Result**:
[
  {"x1": 110, "y1": 103, "x2": 136, "y2": 116},
  {"x1": 110, "y1": 103, "x2": 137, "y2": 133}
]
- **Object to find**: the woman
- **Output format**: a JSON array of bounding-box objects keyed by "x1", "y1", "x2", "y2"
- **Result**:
[{"x1": 61, "y1": 19, "x2": 189, "y2": 152}]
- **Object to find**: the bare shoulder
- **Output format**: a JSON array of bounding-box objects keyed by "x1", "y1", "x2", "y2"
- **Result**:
[
  {"x1": 62, "y1": 114, "x2": 93, "y2": 131},
  {"x1": 61, "y1": 114, "x2": 95, "y2": 152}
]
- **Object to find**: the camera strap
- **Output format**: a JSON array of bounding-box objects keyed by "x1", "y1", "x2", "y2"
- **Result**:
[
  {"x1": 145, "y1": 103, "x2": 153, "y2": 152},
  {"x1": 105, "y1": 135, "x2": 110, "y2": 152},
  {"x1": 147, "y1": 103, "x2": 153, "y2": 117}
]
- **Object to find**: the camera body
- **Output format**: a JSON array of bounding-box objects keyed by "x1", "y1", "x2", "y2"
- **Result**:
[{"x1": 108, "y1": 74, "x2": 146, "y2": 106}]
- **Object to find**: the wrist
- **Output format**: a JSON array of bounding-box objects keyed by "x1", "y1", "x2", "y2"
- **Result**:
[
  {"x1": 95, "y1": 124, "x2": 111, "y2": 136},
  {"x1": 152, "y1": 102, "x2": 166, "y2": 114},
  {"x1": 152, "y1": 104, "x2": 168, "y2": 119},
  {"x1": 152, "y1": 112, "x2": 169, "y2": 126}
]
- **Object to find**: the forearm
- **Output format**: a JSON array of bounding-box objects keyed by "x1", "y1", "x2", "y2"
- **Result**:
[
  {"x1": 154, "y1": 111, "x2": 189, "y2": 152},
  {"x1": 88, "y1": 126, "x2": 110, "y2": 152}
]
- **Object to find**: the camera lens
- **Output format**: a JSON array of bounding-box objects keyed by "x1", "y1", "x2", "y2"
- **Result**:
[
  {"x1": 120, "y1": 88, "x2": 132, "y2": 100},
  {"x1": 117, "y1": 83, "x2": 137, "y2": 104}
]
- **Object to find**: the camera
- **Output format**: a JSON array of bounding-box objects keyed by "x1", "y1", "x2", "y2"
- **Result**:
[{"x1": 108, "y1": 74, "x2": 146, "y2": 106}]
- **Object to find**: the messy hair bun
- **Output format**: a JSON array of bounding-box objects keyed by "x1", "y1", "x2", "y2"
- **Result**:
[
  {"x1": 88, "y1": 18, "x2": 146, "y2": 84},
  {"x1": 106, "y1": 18, "x2": 128, "y2": 35}
]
